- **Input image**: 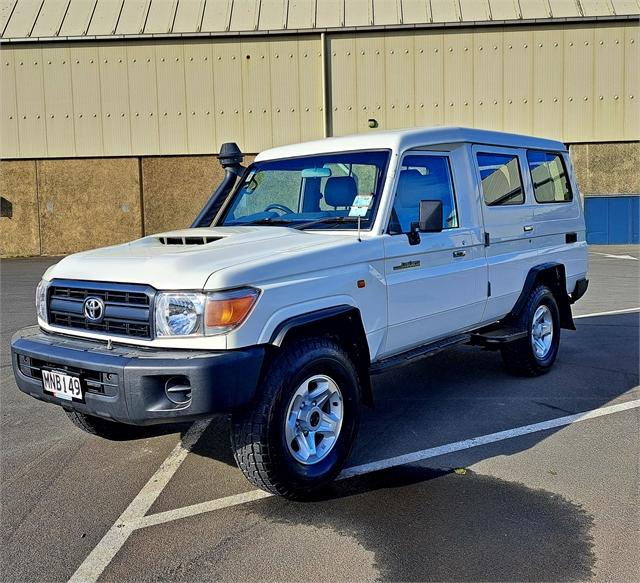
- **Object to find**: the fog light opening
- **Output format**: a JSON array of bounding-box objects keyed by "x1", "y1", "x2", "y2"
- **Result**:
[{"x1": 165, "y1": 376, "x2": 192, "y2": 406}]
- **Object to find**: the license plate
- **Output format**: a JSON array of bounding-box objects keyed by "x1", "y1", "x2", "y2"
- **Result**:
[{"x1": 42, "y1": 369, "x2": 83, "y2": 402}]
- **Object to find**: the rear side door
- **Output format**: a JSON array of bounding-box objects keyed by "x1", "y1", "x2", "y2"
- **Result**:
[
  {"x1": 472, "y1": 146, "x2": 537, "y2": 322},
  {"x1": 527, "y1": 150, "x2": 587, "y2": 290},
  {"x1": 381, "y1": 150, "x2": 488, "y2": 357}
]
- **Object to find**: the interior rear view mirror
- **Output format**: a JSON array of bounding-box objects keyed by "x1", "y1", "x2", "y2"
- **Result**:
[{"x1": 301, "y1": 167, "x2": 332, "y2": 178}]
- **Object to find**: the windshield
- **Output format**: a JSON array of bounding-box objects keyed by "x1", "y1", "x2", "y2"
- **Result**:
[{"x1": 216, "y1": 150, "x2": 390, "y2": 230}]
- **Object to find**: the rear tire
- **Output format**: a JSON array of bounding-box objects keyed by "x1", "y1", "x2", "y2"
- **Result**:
[
  {"x1": 231, "y1": 337, "x2": 361, "y2": 499},
  {"x1": 64, "y1": 410, "x2": 134, "y2": 440},
  {"x1": 501, "y1": 285, "x2": 561, "y2": 377}
]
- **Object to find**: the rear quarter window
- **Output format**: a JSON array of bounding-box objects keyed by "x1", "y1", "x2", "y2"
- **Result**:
[{"x1": 527, "y1": 151, "x2": 573, "y2": 203}]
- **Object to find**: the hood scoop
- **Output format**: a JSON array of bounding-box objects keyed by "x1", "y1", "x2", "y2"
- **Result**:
[{"x1": 158, "y1": 235, "x2": 221, "y2": 245}]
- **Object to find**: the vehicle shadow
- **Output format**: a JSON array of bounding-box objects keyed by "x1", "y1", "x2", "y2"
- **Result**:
[
  {"x1": 98, "y1": 421, "x2": 195, "y2": 441},
  {"x1": 181, "y1": 311, "x2": 637, "y2": 581},
  {"x1": 241, "y1": 465, "x2": 596, "y2": 582}
]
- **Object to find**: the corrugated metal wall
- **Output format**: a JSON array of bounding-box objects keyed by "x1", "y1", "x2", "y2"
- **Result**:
[
  {"x1": 328, "y1": 22, "x2": 639, "y2": 142},
  {"x1": 1, "y1": 21, "x2": 638, "y2": 159},
  {"x1": 1, "y1": 35, "x2": 324, "y2": 157}
]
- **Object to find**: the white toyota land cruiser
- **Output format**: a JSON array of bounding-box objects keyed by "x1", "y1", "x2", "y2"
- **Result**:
[{"x1": 12, "y1": 127, "x2": 588, "y2": 498}]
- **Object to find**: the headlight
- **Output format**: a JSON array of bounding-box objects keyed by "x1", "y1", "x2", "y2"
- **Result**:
[
  {"x1": 154, "y1": 288, "x2": 259, "y2": 337},
  {"x1": 155, "y1": 293, "x2": 205, "y2": 337},
  {"x1": 36, "y1": 280, "x2": 48, "y2": 322}
]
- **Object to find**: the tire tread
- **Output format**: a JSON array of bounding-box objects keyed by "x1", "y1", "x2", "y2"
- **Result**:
[
  {"x1": 231, "y1": 337, "x2": 358, "y2": 499},
  {"x1": 501, "y1": 285, "x2": 560, "y2": 377},
  {"x1": 64, "y1": 409, "x2": 132, "y2": 439}
]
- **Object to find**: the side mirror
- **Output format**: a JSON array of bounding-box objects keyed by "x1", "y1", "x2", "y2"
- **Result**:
[
  {"x1": 419, "y1": 200, "x2": 443, "y2": 233},
  {"x1": 407, "y1": 200, "x2": 443, "y2": 245}
]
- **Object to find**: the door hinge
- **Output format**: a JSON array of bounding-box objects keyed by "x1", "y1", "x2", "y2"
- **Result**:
[{"x1": 487, "y1": 281, "x2": 492, "y2": 297}]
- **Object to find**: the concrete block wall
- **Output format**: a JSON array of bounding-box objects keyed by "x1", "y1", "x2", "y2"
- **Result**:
[
  {"x1": 569, "y1": 142, "x2": 640, "y2": 195},
  {"x1": 1, "y1": 158, "x2": 143, "y2": 257},
  {"x1": 141, "y1": 156, "x2": 227, "y2": 235},
  {"x1": 0, "y1": 160, "x2": 40, "y2": 257},
  {"x1": 37, "y1": 158, "x2": 143, "y2": 256},
  {"x1": 0, "y1": 143, "x2": 637, "y2": 258},
  {"x1": 0, "y1": 154, "x2": 253, "y2": 257}
]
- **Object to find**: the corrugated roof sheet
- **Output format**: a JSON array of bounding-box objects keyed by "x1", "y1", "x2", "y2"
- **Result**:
[{"x1": 1, "y1": 0, "x2": 638, "y2": 41}]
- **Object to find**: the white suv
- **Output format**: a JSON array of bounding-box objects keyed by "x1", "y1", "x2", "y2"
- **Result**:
[{"x1": 11, "y1": 127, "x2": 588, "y2": 498}]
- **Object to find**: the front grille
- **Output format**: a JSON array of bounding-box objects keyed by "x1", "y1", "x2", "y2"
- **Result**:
[{"x1": 48, "y1": 280, "x2": 154, "y2": 339}]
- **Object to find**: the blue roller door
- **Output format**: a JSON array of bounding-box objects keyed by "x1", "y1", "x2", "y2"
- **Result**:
[{"x1": 584, "y1": 195, "x2": 640, "y2": 244}]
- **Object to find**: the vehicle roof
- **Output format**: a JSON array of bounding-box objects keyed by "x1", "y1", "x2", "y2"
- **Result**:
[{"x1": 255, "y1": 126, "x2": 567, "y2": 161}]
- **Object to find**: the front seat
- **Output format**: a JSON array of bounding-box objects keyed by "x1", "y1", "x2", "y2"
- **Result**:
[
  {"x1": 421, "y1": 167, "x2": 456, "y2": 228},
  {"x1": 393, "y1": 169, "x2": 426, "y2": 232},
  {"x1": 393, "y1": 168, "x2": 456, "y2": 232},
  {"x1": 323, "y1": 176, "x2": 357, "y2": 211}
]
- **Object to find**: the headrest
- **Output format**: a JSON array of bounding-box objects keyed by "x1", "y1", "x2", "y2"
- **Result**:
[
  {"x1": 398, "y1": 169, "x2": 423, "y2": 187},
  {"x1": 324, "y1": 176, "x2": 357, "y2": 208},
  {"x1": 396, "y1": 170, "x2": 425, "y2": 209}
]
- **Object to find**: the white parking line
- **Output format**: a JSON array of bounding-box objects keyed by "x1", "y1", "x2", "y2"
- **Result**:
[
  {"x1": 339, "y1": 399, "x2": 640, "y2": 479},
  {"x1": 127, "y1": 398, "x2": 640, "y2": 535},
  {"x1": 68, "y1": 305, "x2": 640, "y2": 582},
  {"x1": 592, "y1": 252, "x2": 639, "y2": 261},
  {"x1": 135, "y1": 489, "x2": 273, "y2": 530},
  {"x1": 68, "y1": 419, "x2": 211, "y2": 583},
  {"x1": 574, "y1": 307, "x2": 640, "y2": 319},
  {"x1": 70, "y1": 400, "x2": 640, "y2": 583}
]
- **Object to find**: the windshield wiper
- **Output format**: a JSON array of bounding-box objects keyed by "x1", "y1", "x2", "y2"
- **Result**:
[
  {"x1": 234, "y1": 216, "x2": 362, "y2": 230},
  {"x1": 235, "y1": 217, "x2": 295, "y2": 227},
  {"x1": 293, "y1": 216, "x2": 361, "y2": 230}
]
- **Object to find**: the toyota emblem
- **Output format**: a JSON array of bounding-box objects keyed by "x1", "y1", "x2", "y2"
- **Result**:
[{"x1": 83, "y1": 296, "x2": 105, "y2": 323}]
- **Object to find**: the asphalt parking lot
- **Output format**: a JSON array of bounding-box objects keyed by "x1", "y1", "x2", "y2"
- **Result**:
[{"x1": 1, "y1": 245, "x2": 638, "y2": 583}]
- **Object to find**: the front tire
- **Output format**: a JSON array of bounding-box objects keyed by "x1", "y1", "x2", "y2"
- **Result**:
[
  {"x1": 64, "y1": 410, "x2": 134, "y2": 440},
  {"x1": 501, "y1": 285, "x2": 561, "y2": 377},
  {"x1": 231, "y1": 337, "x2": 361, "y2": 499}
]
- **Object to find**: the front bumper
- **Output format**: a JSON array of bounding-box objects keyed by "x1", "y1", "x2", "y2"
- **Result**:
[{"x1": 11, "y1": 326, "x2": 265, "y2": 425}]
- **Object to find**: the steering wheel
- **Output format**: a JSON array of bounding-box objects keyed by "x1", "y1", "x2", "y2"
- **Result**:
[{"x1": 264, "y1": 203, "x2": 295, "y2": 215}]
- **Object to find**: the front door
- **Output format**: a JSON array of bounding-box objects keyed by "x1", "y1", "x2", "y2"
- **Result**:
[{"x1": 382, "y1": 151, "x2": 488, "y2": 357}]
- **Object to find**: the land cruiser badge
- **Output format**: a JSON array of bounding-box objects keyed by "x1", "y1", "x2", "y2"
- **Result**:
[{"x1": 393, "y1": 260, "x2": 421, "y2": 271}]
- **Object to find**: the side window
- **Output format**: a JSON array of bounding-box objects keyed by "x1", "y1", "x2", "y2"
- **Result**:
[
  {"x1": 391, "y1": 155, "x2": 458, "y2": 234},
  {"x1": 527, "y1": 151, "x2": 573, "y2": 203},
  {"x1": 476, "y1": 152, "x2": 524, "y2": 206}
]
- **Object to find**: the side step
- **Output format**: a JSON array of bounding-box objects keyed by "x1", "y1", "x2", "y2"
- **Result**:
[
  {"x1": 468, "y1": 324, "x2": 527, "y2": 348},
  {"x1": 370, "y1": 333, "x2": 470, "y2": 375}
]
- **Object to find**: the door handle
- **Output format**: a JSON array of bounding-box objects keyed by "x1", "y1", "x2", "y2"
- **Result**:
[
  {"x1": 523, "y1": 225, "x2": 534, "y2": 232},
  {"x1": 453, "y1": 250, "x2": 466, "y2": 258}
]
